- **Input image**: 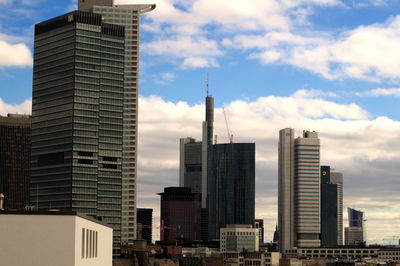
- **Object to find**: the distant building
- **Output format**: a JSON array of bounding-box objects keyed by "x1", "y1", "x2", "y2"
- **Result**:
[
  {"x1": 348, "y1": 207, "x2": 365, "y2": 228},
  {"x1": 347, "y1": 207, "x2": 365, "y2": 245},
  {"x1": 330, "y1": 170, "x2": 343, "y2": 246},
  {"x1": 278, "y1": 129, "x2": 321, "y2": 251},
  {"x1": 223, "y1": 251, "x2": 280, "y2": 266},
  {"x1": 254, "y1": 219, "x2": 264, "y2": 245},
  {"x1": 207, "y1": 143, "x2": 255, "y2": 241},
  {"x1": 220, "y1": 224, "x2": 260, "y2": 253},
  {"x1": 137, "y1": 208, "x2": 153, "y2": 243},
  {"x1": 158, "y1": 187, "x2": 201, "y2": 242},
  {"x1": 0, "y1": 210, "x2": 112, "y2": 266},
  {"x1": 345, "y1": 227, "x2": 364, "y2": 246},
  {"x1": 0, "y1": 114, "x2": 31, "y2": 210}
]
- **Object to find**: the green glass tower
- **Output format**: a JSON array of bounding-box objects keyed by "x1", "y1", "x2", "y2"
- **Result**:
[
  {"x1": 30, "y1": 10, "x2": 125, "y2": 254},
  {"x1": 78, "y1": 0, "x2": 155, "y2": 246}
]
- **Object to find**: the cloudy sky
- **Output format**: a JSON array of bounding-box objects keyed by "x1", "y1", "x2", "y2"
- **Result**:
[{"x1": 1, "y1": 0, "x2": 400, "y2": 244}]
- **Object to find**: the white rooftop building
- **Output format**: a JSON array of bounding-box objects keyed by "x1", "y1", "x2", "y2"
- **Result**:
[
  {"x1": 220, "y1": 224, "x2": 260, "y2": 253},
  {"x1": 0, "y1": 211, "x2": 113, "y2": 266}
]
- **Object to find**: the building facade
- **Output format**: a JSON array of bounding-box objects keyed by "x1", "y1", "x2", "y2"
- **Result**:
[
  {"x1": 158, "y1": 187, "x2": 201, "y2": 242},
  {"x1": 278, "y1": 129, "x2": 321, "y2": 252},
  {"x1": 0, "y1": 211, "x2": 113, "y2": 266},
  {"x1": 220, "y1": 224, "x2": 260, "y2": 253},
  {"x1": 137, "y1": 208, "x2": 152, "y2": 243},
  {"x1": 345, "y1": 227, "x2": 364, "y2": 246},
  {"x1": 320, "y1": 166, "x2": 338, "y2": 248},
  {"x1": 31, "y1": 11, "x2": 126, "y2": 254},
  {"x1": 254, "y1": 219, "x2": 264, "y2": 245},
  {"x1": 330, "y1": 171, "x2": 343, "y2": 246},
  {"x1": 207, "y1": 143, "x2": 255, "y2": 241},
  {"x1": 78, "y1": 0, "x2": 155, "y2": 246},
  {"x1": 0, "y1": 114, "x2": 31, "y2": 210}
]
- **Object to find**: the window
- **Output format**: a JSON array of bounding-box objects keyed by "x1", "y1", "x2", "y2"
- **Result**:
[{"x1": 82, "y1": 228, "x2": 98, "y2": 259}]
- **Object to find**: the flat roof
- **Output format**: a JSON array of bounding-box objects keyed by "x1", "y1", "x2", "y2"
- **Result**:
[{"x1": 0, "y1": 210, "x2": 112, "y2": 228}]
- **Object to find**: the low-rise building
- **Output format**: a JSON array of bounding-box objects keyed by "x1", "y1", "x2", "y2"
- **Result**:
[
  {"x1": 285, "y1": 247, "x2": 379, "y2": 260},
  {"x1": 220, "y1": 224, "x2": 260, "y2": 253},
  {"x1": 345, "y1": 227, "x2": 365, "y2": 246},
  {"x1": 0, "y1": 211, "x2": 113, "y2": 266},
  {"x1": 223, "y1": 251, "x2": 280, "y2": 266}
]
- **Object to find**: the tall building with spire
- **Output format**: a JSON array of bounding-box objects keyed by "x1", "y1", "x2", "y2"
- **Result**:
[
  {"x1": 278, "y1": 129, "x2": 321, "y2": 252},
  {"x1": 78, "y1": 0, "x2": 155, "y2": 246}
]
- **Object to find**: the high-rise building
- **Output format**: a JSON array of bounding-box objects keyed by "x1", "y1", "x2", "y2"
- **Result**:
[
  {"x1": 320, "y1": 166, "x2": 338, "y2": 248},
  {"x1": 278, "y1": 129, "x2": 320, "y2": 252},
  {"x1": 158, "y1": 187, "x2": 201, "y2": 242},
  {"x1": 78, "y1": 0, "x2": 155, "y2": 246},
  {"x1": 347, "y1": 208, "x2": 365, "y2": 245},
  {"x1": 207, "y1": 143, "x2": 255, "y2": 241},
  {"x1": 0, "y1": 114, "x2": 31, "y2": 210},
  {"x1": 331, "y1": 170, "x2": 343, "y2": 246},
  {"x1": 254, "y1": 219, "x2": 264, "y2": 245},
  {"x1": 179, "y1": 94, "x2": 214, "y2": 242},
  {"x1": 30, "y1": 10, "x2": 126, "y2": 254},
  {"x1": 345, "y1": 227, "x2": 364, "y2": 246},
  {"x1": 137, "y1": 208, "x2": 153, "y2": 243},
  {"x1": 348, "y1": 208, "x2": 365, "y2": 228}
]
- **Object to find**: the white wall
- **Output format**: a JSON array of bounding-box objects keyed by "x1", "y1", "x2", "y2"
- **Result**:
[{"x1": 0, "y1": 214, "x2": 112, "y2": 266}]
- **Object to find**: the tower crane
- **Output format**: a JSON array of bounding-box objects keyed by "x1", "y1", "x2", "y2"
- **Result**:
[{"x1": 222, "y1": 107, "x2": 233, "y2": 143}]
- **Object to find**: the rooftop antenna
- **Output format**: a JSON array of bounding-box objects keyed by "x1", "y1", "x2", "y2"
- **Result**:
[{"x1": 206, "y1": 72, "x2": 209, "y2": 97}]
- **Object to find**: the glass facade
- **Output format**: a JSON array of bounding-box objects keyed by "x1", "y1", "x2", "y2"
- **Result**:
[
  {"x1": 0, "y1": 115, "x2": 31, "y2": 210},
  {"x1": 30, "y1": 11, "x2": 124, "y2": 255},
  {"x1": 207, "y1": 143, "x2": 255, "y2": 241},
  {"x1": 348, "y1": 208, "x2": 365, "y2": 228}
]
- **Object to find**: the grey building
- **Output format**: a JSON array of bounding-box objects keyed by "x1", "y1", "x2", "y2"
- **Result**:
[
  {"x1": 345, "y1": 227, "x2": 364, "y2": 246},
  {"x1": 220, "y1": 224, "x2": 260, "y2": 253},
  {"x1": 278, "y1": 129, "x2": 321, "y2": 252},
  {"x1": 207, "y1": 143, "x2": 255, "y2": 241},
  {"x1": 30, "y1": 10, "x2": 126, "y2": 254},
  {"x1": 0, "y1": 114, "x2": 31, "y2": 210},
  {"x1": 331, "y1": 170, "x2": 343, "y2": 246},
  {"x1": 78, "y1": 0, "x2": 155, "y2": 245}
]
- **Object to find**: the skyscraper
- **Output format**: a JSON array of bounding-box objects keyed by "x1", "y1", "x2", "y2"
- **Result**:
[
  {"x1": 207, "y1": 143, "x2": 255, "y2": 241},
  {"x1": 320, "y1": 166, "x2": 338, "y2": 247},
  {"x1": 331, "y1": 170, "x2": 343, "y2": 245},
  {"x1": 78, "y1": 0, "x2": 155, "y2": 246},
  {"x1": 30, "y1": 10, "x2": 125, "y2": 254},
  {"x1": 346, "y1": 207, "x2": 365, "y2": 245},
  {"x1": 158, "y1": 187, "x2": 201, "y2": 242},
  {"x1": 137, "y1": 208, "x2": 153, "y2": 243},
  {"x1": 278, "y1": 129, "x2": 320, "y2": 252},
  {"x1": 0, "y1": 114, "x2": 31, "y2": 210}
]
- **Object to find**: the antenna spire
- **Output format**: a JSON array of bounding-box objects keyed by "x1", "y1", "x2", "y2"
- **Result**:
[{"x1": 206, "y1": 72, "x2": 209, "y2": 97}]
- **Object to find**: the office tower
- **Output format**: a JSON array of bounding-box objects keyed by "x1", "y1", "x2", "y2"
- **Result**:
[
  {"x1": 31, "y1": 11, "x2": 125, "y2": 254},
  {"x1": 347, "y1": 207, "x2": 365, "y2": 244},
  {"x1": 179, "y1": 137, "x2": 202, "y2": 192},
  {"x1": 320, "y1": 166, "x2": 338, "y2": 247},
  {"x1": 278, "y1": 128, "x2": 295, "y2": 252},
  {"x1": 158, "y1": 187, "x2": 201, "y2": 242},
  {"x1": 254, "y1": 219, "x2": 264, "y2": 245},
  {"x1": 331, "y1": 171, "x2": 343, "y2": 245},
  {"x1": 137, "y1": 208, "x2": 153, "y2": 243},
  {"x1": 78, "y1": 0, "x2": 155, "y2": 246},
  {"x1": 278, "y1": 129, "x2": 320, "y2": 252},
  {"x1": 220, "y1": 225, "x2": 260, "y2": 252},
  {"x1": 345, "y1": 227, "x2": 364, "y2": 246},
  {"x1": 0, "y1": 114, "x2": 31, "y2": 210},
  {"x1": 207, "y1": 143, "x2": 255, "y2": 241}
]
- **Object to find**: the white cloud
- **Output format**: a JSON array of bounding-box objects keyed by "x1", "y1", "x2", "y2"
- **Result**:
[
  {"x1": 136, "y1": 91, "x2": 400, "y2": 242},
  {"x1": 0, "y1": 39, "x2": 32, "y2": 67},
  {"x1": 155, "y1": 72, "x2": 175, "y2": 85},
  {"x1": 181, "y1": 57, "x2": 219, "y2": 69},
  {"x1": 0, "y1": 98, "x2": 31, "y2": 115},
  {"x1": 356, "y1": 87, "x2": 400, "y2": 97}
]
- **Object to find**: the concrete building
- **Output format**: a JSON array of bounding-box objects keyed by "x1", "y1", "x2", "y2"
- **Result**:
[
  {"x1": 254, "y1": 219, "x2": 264, "y2": 245},
  {"x1": 345, "y1": 227, "x2": 364, "y2": 246},
  {"x1": 78, "y1": 0, "x2": 155, "y2": 246},
  {"x1": 285, "y1": 247, "x2": 379, "y2": 260},
  {"x1": 0, "y1": 210, "x2": 112, "y2": 266},
  {"x1": 0, "y1": 114, "x2": 31, "y2": 210},
  {"x1": 207, "y1": 143, "x2": 255, "y2": 241},
  {"x1": 220, "y1": 224, "x2": 260, "y2": 253},
  {"x1": 137, "y1": 208, "x2": 152, "y2": 243},
  {"x1": 31, "y1": 10, "x2": 126, "y2": 254},
  {"x1": 330, "y1": 170, "x2": 343, "y2": 246},
  {"x1": 223, "y1": 251, "x2": 280, "y2": 266},
  {"x1": 158, "y1": 187, "x2": 201, "y2": 242},
  {"x1": 278, "y1": 129, "x2": 321, "y2": 252}
]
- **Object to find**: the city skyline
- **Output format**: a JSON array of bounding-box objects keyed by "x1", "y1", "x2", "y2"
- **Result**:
[{"x1": 1, "y1": 0, "x2": 400, "y2": 244}]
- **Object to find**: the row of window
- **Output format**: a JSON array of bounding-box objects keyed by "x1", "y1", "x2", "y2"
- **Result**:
[{"x1": 82, "y1": 228, "x2": 98, "y2": 259}]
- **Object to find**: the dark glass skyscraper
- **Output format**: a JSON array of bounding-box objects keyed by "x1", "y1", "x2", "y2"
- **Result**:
[
  {"x1": 137, "y1": 208, "x2": 153, "y2": 243},
  {"x1": 320, "y1": 166, "x2": 338, "y2": 247},
  {"x1": 30, "y1": 11, "x2": 125, "y2": 254},
  {"x1": 348, "y1": 208, "x2": 365, "y2": 228},
  {"x1": 158, "y1": 187, "x2": 201, "y2": 242},
  {"x1": 0, "y1": 114, "x2": 31, "y2": 210},
  {"x1": 207, "y1": 143, "x2": 255, "y2": 241}
]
